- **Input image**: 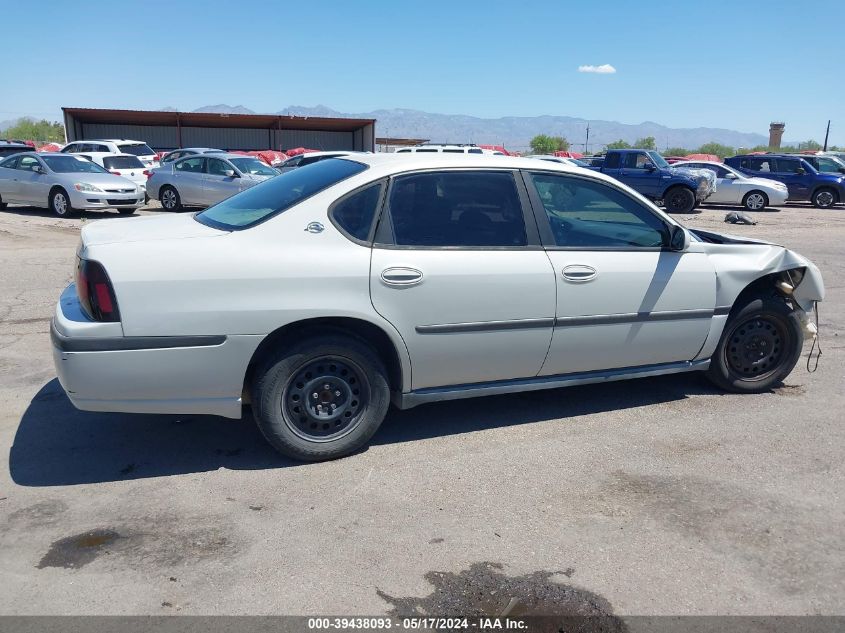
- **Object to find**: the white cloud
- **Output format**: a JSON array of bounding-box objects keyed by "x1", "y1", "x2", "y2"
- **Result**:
[{"x1": 577, "y1": 64, "x2": 617, "y2": 74}]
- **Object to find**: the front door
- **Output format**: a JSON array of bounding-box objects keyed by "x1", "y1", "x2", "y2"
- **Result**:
[
  {"x1": 203, "y1": 158, "x2": 241, "y2": 206},
  {"x1": 772, "y1": 158, "x2": 812, "y2": 200},
  {"x1": 369, "y1": 169, "x2": 557, "y2": 391},
  {"x1": 15, "y1": 155, "x2": 51, "y2": 206},
  {"x1": 524, "y1": 170, "x2": 716, "y2": 376},
  {"x1": 618, "y1": 152, "x2": 659, "y2": 198}
]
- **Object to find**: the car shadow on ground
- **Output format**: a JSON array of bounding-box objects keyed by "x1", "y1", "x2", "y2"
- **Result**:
[{"x1": 10, "y1": 374, "x2": 722, "y2": 487}]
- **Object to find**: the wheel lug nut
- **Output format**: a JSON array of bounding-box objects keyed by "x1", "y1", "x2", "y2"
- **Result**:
[
  {"x1": 331, "y1": 404, "x2": 337, "y2": 410},
  {"x1": 335, "y1": 390, "x2": 341, "y2": 397},
  {"x1": 324, "y1": 384, "x2": 331, "y2": 390},
  {"x1": 312, "y1": 393, "x2": 319, "y2": 399}
]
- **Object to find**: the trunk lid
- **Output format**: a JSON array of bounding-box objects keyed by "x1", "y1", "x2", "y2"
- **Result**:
[{"x1": 81, "y1": 212, "x2": 225, "y2": 248}]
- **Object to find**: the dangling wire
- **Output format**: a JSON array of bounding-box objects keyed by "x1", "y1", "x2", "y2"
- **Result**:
[{"x1": 807, "y1": 301, "x2": 822, "y2": 373}]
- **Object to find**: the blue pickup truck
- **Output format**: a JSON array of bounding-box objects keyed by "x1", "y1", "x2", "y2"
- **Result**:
[
  {"x1": 724, "y1": 154, "x2": 845, "y2": 208},
  {"x1": 587, "y1": 149, "x2": 713, "y2": 213}
]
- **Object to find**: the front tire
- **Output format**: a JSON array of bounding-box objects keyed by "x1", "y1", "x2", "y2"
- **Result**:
[
  {"x1": 160, "y1": 185, "x2": 182, "y2": 211},
  {"x1": 812, "y1": 187, "x2": 837, "y2": 209},
  {"x1": 706, "y1": 297, "x2": 803, "y2": 393},
  {"x1": 117, "y1": 208, "x2": 137, "y2": 215},
  {"x1": 251, "y1": 334, "x2": 390, "y2": 461},
  {"x1": 49, "y1": 188, "x2": 73, "y2": 217},
  {"x1": 742, "y1": 190, "x2": 768, "y2": 211},
  {"x1": 663, "y1": 186, "x2": 696, "y2": 213}
]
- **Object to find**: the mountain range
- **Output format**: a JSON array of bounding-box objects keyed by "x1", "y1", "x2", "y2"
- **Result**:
[{"x1": 3, "y1": 105, "x2": 787, "y2": 150}]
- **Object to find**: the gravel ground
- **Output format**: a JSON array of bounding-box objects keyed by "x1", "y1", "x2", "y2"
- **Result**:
[{"x1": 0, "y1": 200, "x2": 842, "y2": 617}]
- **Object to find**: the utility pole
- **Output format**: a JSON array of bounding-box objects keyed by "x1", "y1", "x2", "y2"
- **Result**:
[
  {"x1": 823, "y1": 120, "x2": 831, "y2": 151},
  {"x1": 584, "y1": 123, "x2": 590, "y2": 154}
]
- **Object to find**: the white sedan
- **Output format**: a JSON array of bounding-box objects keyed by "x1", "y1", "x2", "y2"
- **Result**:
[
  {"x1": 673, "y1": 160, "x2": 789, "y2": 210},
  {"x1": 51, "y1": 154, "x2": 824, "y2": 461}
]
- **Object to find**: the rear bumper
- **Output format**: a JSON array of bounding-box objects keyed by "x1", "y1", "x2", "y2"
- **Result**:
[{"x1": 51, "y1": 285, "x2": 262, "y2": 419}]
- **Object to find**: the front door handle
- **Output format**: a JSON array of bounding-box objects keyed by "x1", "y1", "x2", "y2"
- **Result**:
[
  {"x1": 381, "y1": 267, "x2": 423, "y2": 287},
  {"x1": 562, "y1": 264, "x2": 597, "y2": 282}
]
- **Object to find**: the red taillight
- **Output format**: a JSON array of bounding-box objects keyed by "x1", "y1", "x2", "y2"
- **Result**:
[
  {"x1": 75, "y1": 258, "x2": 120, "y2": 322},
  {"x1": 143, "y1": 170, "x2": 152, "y2": 178}
]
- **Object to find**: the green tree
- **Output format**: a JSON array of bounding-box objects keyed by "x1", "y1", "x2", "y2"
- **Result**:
[
  {"x1": 796, "y1": 139, "x2": 822, "y2": 151},
  {"x1": 663, "y1": 147, "x2": 690, "y2": 157},
  {"x1": 2, "y1": 118, "x2": 65, "y2": 143},
  {"x1": 605, "y1": 139, "x2": 631, "y2": 150},
  {"x1": 696, "y1": 142, "x2": 735, "y2": 159},
  {"x1": 529, "y1": 134, "x2": 570, "y2": 154},
  {"x1": 634, "y1": 136, "x2": 656, "y2": 150}
]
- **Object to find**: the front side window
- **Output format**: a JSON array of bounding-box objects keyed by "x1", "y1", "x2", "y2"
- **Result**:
[
  {"x1": 60, "y1": 143, "x2": 77, "y2": 153},
  {"x1": 175, "y1": 157, "x2": 205, "y2": 173},
  {"x1": 814, "y1": 157, "x2": 844, "y2": 173},
  {"x1": 196, "y1": 158, "x2": 367, "y2": 230},
  {"x1": 330, "y1": 182, "x2": 383, "y2": 242},
  {"x1": 17, "y1": 156, "x2": 41, "y2": 172},
  {"x1": 207, "y1": 158, "x2": 233, "y2": 176},
  {"x1": 385, "y1": 171, "x2": 527, "y2": 247},
  {"x1": 530, "y1": 172, "x2": 668, "y2": 248},
  {"x1": 624, "y1": 153, "x2": 653, "y2": 169}
]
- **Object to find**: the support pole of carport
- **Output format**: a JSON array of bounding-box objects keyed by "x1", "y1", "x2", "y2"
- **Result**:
[{"x1": 176, "y1": 113, "x2": 182, "y2": 149}]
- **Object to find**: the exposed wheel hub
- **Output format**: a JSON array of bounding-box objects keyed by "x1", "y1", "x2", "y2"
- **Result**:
[
  {"x1": 283, "y1": 358, "x2": 366, "y2": 440},
  {"x1": 726, "y1": 317, "x2": 785, "y2": 379}
]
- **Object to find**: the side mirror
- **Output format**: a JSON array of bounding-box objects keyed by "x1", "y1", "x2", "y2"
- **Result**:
[
  {"x1": 668, "y1": 226, "x2": 690, "y2": 252},
  {"x1": 644, "y1": 163, "x2": 656, "y2": 171},
  {"x1": 838, "y1": 168, "x2": 845, "y2": 174},
  {"x1": 725, "y1": 173, "x2": 738, "y2": 180},
  {"x1": 224, "y1": 169, "x2": 237, "y2": 178},
  {"x1": 33, "y1": 165, "x2": 45, "y2": 174},
  {"x1": 796, "y1": 167, "x2": 805, "y2": 174}
]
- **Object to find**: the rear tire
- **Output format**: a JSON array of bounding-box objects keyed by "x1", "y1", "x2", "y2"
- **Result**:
[
  {"x1": 251, "y1": 334, "x2": 390, "y2": 461},
  {"x1": 160, "y1": 185, "x2": 181, "y2": 211},
  {"x1": 742, "y1": 191, "x2": 768, "y2": 211},
  {"x1": 706, "y1": 296, "x2": 803, "y2": 393},
  {"x1": 811, "y1": 187, "x2": 837, "y2": 209},
  {"x1": 49, "y1": 188, "x2": 73, "y2": 217},
  {"x1": 663, "y1": 186, "x2": 696, "y2": 213},
  {"x1": 0, "y1": 194, "x2": 6, "y2": 210}
]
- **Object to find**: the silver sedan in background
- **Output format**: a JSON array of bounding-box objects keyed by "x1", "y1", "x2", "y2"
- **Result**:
[
  {"x1": 146, "y1": 153, "x2": 279, "y2": 211},
  {"x1": 0, "y1": 152, "x2": 144, "y2": 216},
  {"x1": 159, "y1": 147, "x2": 225, "y2": 164}
]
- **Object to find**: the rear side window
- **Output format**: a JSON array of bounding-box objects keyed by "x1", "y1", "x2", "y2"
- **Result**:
[
  {"x1": 175, "y1": 157, "x2": 205, "y2": 173},
  {"x1": 385, "y1": 171, "x2": 527, "y2": 247},
  {"x1": 196, "y1": 158, "x2": 367, "y2": 230},
  {"x1": 775, "y1": 159, "x2": 802, "y2": 174},
  {"x1": 743, "y1": 157, "x2": 773, "y2": 172},
  {"x1": 330, "y1": 182, "x2": 383, "y2": 242},
  {"x1": 103, "y1": 156, "x2": 144, "y2": 170},
  {"x1": 468, "y1": 148, "x2": 483, "y2": 154},
  {"x1": 530, "y1": 172, "x2": 668, "y2": 248},
  {"x1": 604, "y1": 153, "x2": 621, "y2": 168},
  {"x1": 0, "y1": 156, "x2": 18, "y2": 167}
]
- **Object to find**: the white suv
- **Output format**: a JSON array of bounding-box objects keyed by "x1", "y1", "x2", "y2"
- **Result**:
[
  {"x1": 62, "y1": 139, "x2": 159, "y2": 168},
  {"x1": 50, "y1": 154, "x2": 824, "y2": 461},
  {"x1": 395, "y1": 144, "x2": 501, "y2": 155}
]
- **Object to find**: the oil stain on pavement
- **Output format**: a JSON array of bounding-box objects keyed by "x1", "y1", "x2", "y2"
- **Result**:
[
  {"x1": 37, "y1": 529, "x2": 122, "y2": 569},
  {"x1": 377, "y1": 561, "x2": 626, "y2": 632}
]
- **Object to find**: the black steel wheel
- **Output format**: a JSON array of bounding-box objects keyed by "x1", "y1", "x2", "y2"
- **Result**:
[
  {"x1": 252, "y1": 333, "x2": 390, "y2": 461},
  {"x1": 663, "y1": 186, "x2": 696, "y2": 213},
  {"x1": 706, "y1": 296, "x2": 803, "y2": 393},
  {"x1": 283, "y1": 356, "x2": 369, "y2": 442}
]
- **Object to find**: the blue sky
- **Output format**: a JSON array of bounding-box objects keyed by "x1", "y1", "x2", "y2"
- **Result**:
[{"x1": 1, "y1": 0, "x2": 843, "y2": 144}]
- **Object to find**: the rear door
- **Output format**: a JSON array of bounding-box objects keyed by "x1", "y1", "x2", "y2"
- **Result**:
[
  {"x1": 369, "y1": 169, "x2": 557, "y2": 390},
  {"x1": 203, "y1": 158, "x2": 240, "y2": 206},
  {"x1": 772, "y1": 158, "x2": 811, "y2": 200},
  {"x1": 525, "y1": 170, "x2": 716, "y2": 375},
  {"x1": 172, "y1": 156, "x2": 206, "y2": 205},
  {"x1": 618, "y1": 152, "x2": 659, "y2": 197}
]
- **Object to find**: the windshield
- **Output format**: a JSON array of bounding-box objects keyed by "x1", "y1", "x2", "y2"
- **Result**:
[
  {"x1": 41, "y1": 155, "x2": 109, "y2": 174},
  {"x1": 103, "y1": 156, "x2": 145, "y2": 170},
  {"x1": 196, "y1": 158, "x2": 367, "y2": 230},
  {"x1": 118, "y1": 143, "x2": 155, "y2": 156},
  {"x1": 647, "y1": 151, "x2": 670, "y2": 169},
  {"x1": 229, "y1": 157, "x2": 278, "y2": 177}
]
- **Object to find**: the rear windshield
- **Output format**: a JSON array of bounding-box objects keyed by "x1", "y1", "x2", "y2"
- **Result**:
[
  {"x1": 117, "y1": 143, "x2": 155, "y2": 156},
  {"x1": 42, "y1": 156, "x2": 109, "y2": 173},
  {"x1": 195, "y1": 158, "x2": 367, "y2": 230},
  {"x1": 103, "y1": 156, "x2": 144, "y2": 170}
]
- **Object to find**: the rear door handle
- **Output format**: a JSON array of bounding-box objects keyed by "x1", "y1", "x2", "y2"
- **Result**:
[
  {"x1": 381, "y1": 267, "x2": 423, "y2": 286},
  {"x1": 562, "y1": 264, "x2": 597, "y2": 282}
]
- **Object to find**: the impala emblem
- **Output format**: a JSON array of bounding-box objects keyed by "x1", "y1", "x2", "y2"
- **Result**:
[{"x1": 305, "y1": 222, "x2": 325, "y2": 234}]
